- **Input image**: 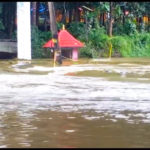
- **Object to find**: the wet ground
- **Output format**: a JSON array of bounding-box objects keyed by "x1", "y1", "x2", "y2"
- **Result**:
[{"x1": 0, "y1": 58, "x2": 150, "y2": 148}]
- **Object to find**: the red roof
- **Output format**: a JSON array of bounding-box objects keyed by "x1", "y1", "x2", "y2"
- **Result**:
[{"x1": 43, "y1": 29, "x2": 84, "y2": 48}]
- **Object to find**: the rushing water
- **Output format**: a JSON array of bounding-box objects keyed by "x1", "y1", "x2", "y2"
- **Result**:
[{"x1": 0, "y1": 58, "x2": 150, "y2": 148}]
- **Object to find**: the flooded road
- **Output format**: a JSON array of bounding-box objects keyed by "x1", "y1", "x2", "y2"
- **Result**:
[{"x1": 0, "y1": 58, "x2": 150, "y2": 148}]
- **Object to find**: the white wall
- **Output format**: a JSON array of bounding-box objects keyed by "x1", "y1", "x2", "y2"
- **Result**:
[{"x1": 17, "y1": 2, "x2": 31, "y2": 60}]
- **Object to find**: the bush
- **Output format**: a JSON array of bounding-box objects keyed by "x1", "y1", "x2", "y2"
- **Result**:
[
  {"x1": 88, "y1": 27, "x2": 109, "y2": 49},
  {"x1": 75, "y1": 24, "x2": 150, "y2": 58},
  {"x1": 111, "y1": 32, "x2": 150, "y2": 57},
  {"x1": 80, "y1": 42, "x2": 97, "y2": 58},
  {"x1": 111, "y1": 36, "x2": 132, "y2": 57},
  {"x1": 80, "y1": 27, "x2": 110, "y2": 58},
  {"x1": 31, "y1": 26, "x2": 52, "y2": 58},
  {"x1": 130, "y1": 32, "x2": 150, "y2": 57}
]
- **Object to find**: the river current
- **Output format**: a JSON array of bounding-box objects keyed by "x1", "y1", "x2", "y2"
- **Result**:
[{"x1": 0, "y1": 58, "x2": 150, "y2": 148}]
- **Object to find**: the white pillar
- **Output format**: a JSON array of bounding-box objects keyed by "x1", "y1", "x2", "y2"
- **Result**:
[{"x1": 17, "y1": 2, "x2": 31, "y2": 60}]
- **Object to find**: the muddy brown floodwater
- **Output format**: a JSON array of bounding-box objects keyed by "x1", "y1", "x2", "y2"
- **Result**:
[{"x1": 0, "y1": 58, "x2": 150, "y2": 148}]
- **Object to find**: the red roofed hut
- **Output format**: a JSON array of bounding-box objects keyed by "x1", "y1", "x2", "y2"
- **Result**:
[{"x1": 43, "y1": 26, "x2": 84, "y2": 61}]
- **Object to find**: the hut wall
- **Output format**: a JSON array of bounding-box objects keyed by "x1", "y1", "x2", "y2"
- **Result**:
[{"x1": 72, "y1": 48, "x2": 78, "y2": 61}]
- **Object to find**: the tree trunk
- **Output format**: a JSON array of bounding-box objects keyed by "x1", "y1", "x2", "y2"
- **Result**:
[
  {"x1": 61, "y1": 9, "x2": 66, "y2": 24},
  {"x1": 123, "y1": 6, "x2": 125, "y2": 25},
  {"x1": 36, "y1": 2, "x2": 39, "y2": 27},
  {"x1": 63, "y1": 2, "x2": 67, "y2": 24},
  {"x1": 100, "y1": 13, "x2": 103, "y2": 26},
  {"x1": 2, "y1": 3, "x2": 7, "y2": 30},
  {"x1": 48, "y1": 2, "x2": 57, "y2": 35},
  {"x1": 69, "y1": 9, "x2": 72, "y2": 23},
  {"x1": 32, "y1": 2, "x2": 36, "y2": 26},
  {"x1": 72, "y1": 9, "x2": 75, "y2": 21},
  {"x1": 44, "y1": 3, "x2": 48, "y2": 31},
  {"x1": 108, "y1": 2, "x2": 113, "y2": 37},
  {"x1": 85, "y1": 11, "x2": 88, "y2": 41},
  {"x1": 48, "y1": 2, "x2": 62, "y2": 64},
  {"x1": 9, "y1": 3, "x2": 16, "y2": 38},
  {"x1": 74, "y1": 3, "x2": 80, "y2": 22},
  {"x1": 8, "y1": 2, "x2": 16, "y2": 38},
  {"x1": 140, "y1": 17, "x2": 145, "y2": 32},
  {"x1": 103, "y1": 13, "x2": 105, "y2": 26}
]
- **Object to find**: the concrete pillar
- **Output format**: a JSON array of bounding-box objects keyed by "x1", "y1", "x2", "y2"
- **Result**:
[
  {"x1": 72, "y1": 48, "x2": 78, "y2": 61},
  {"x1": 17, "y1": 2, "x2": 31, "y2": 60}
]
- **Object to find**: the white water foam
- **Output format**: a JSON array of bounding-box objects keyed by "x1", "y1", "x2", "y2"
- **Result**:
[{"x1": 0, "y1": 63, "x2": 150, "y2": 123}]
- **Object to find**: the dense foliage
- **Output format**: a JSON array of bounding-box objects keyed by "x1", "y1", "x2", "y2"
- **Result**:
[
  {"x1": 0, "y1": 2, "x2": 149, "y2": 58},
  {"x1": 30, "y1": 2, "x2": 150, "y2": 58},
  {"x1": 77, "y1": 26, "x2": 150, "y2": 58},
  {"x1": 65, "y1": 2, "x2": 150, "y2": 58},
  {"x1": 31, "y1": 26, "x2": 52, "y2": 58}
]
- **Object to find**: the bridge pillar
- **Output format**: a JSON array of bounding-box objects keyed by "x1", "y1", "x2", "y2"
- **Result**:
[{"x1": 17, "y1": 2, "x2": 31, "y2": 60}]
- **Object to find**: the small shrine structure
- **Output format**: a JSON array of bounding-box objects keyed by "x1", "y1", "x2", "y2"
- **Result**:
[{"x1": 43, "y1": 26, "x2": 84, "y2": 61}]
